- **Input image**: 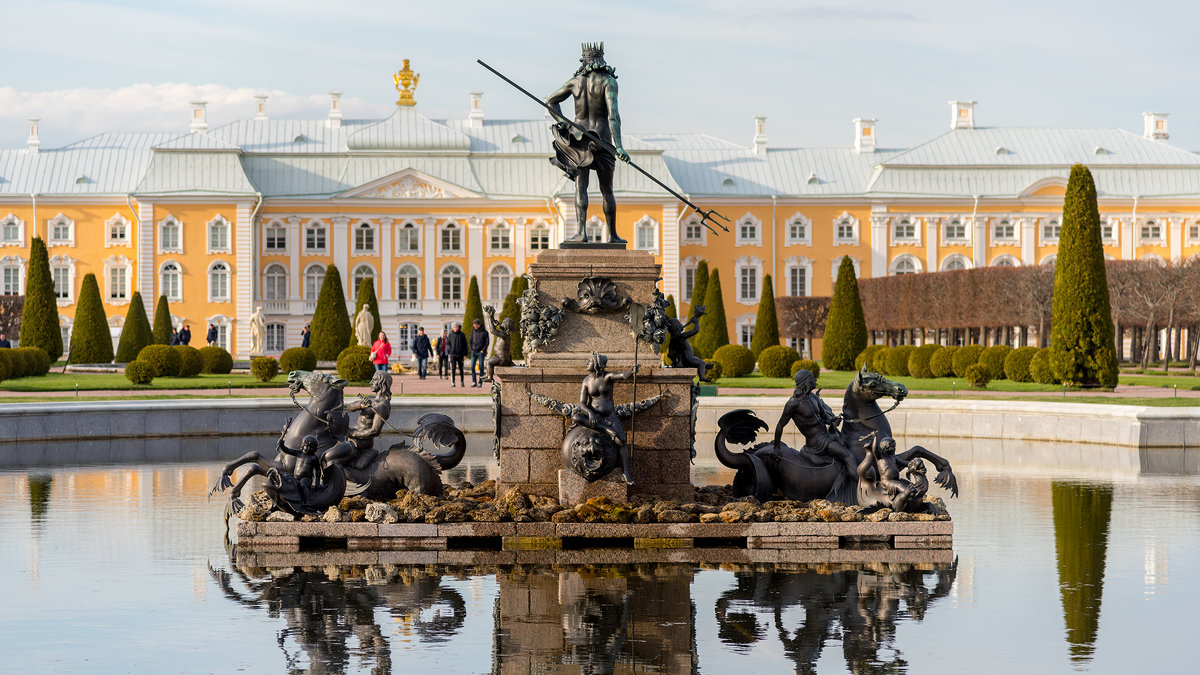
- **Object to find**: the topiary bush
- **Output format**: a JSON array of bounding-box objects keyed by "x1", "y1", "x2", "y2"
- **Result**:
[
  {"x1": 872, "y1": 346, "x2": 892, "y2": 374},
  {"x1": 251, "y1": 356, "x2": 280, "y2": 382},
  {"x1": 19, "y1": 238, "x2": 63, "y2": 362},
  {"x1": 749, "y1": 275, "x2": 780, "y2": 358},
  {"x1": 965, "y1": 363, "x2": 991, "y2": 389},
  {"x1": 1005, "y1": 346, "x2": 1040, "y2": 382},
  {"x1": 19, "y1": 347, "x2": 51, "y2": 376},
  {"x1": 115, "y1": 292, "x2": 153, "y2": 363},
  {"x1": 703, "y1": 359, "x2": 722, "y2": 381},
  {"x1": 124, "y1": 359, "x2": 154, "y2": 385},
  {"x1": 137, "y1": 344, "x2": 181, "y2": 377},
  {"x1": 152, "y1": 295, "x2": 173, "y2": 345},
  {"x1": 855, "y1": 345, "x2": 886, "y2": 371},
  {"x1": 885, "y1": 345, "x2": 916, "y2": 377},
  {"x1": 790, "y1": 359, "x2": 821, "y2": 380},
  {"x1": 930, "y1": 346, "x2": 959, "y2": 378},
  {"x1": 173, "y1": 345, "x2": 203, "y2": 377},
  {"x1": 1030, "y1": 347, "x2": 1058, "y2": 384},
  {"x1": 337, "y1": 345, "x2": 374, "y2": 382},
  {"x1": 821, "y1": 257, "x2": 867, "y2": 370},
  {"x1": 0, "y1": 349, "x2": 11, "y2": 382},
  {"x1": 68, "y1": 273, "x2": 113, "y2": 364},
  {"x1": 200, "y1": 346, "x2": 234, "y2": 374},
  {"x1": 309, "y1": 265, "x2": 351, "y2": 361},
  {"x1": 694, "y1": 269, "x2": 730, "y2": 359},
  {"x1": 712, "y1": 344, "x2": 755, "y2": 378},
  {"x1": 758, "y1": 345, "x2": 800, "y2": 378},
  {"x1": 979, "y1": 345, "x2": 1013, "y2": 380},
  {"x1": 908, "y1": 344, "x2": 941, "y2": 379},
  {"x1": 952, "y1": 344, "x2": 985, "y2": 378},
  {"x1": 280, "y1": 347, "x2": 317, "y2": 374},
  {"x1": 7, "y1": 349, "x2": 27, "y2": 378}
]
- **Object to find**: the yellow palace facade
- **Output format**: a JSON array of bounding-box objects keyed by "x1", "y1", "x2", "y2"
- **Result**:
[{"x1": 4, "y1": 65, "x2": 1200, "y2": 359}]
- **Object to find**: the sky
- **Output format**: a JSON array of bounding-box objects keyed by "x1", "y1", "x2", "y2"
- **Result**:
[{"x1": 4, "y1": 0, "x2": 1200, "y2": 151}]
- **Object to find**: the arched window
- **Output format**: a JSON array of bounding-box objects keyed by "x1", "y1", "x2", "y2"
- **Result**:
[
  {"x1": 1041, "y1": 254, "x2": 1058, "y2": 267},
  {"x1": 1043, "y1": 218, "x2": 1061, "y2": 241},
  {"x1": 585, "y1": 217, "x2": 604, "y2": 243},
  {"x1": 208, "y1": 262, "x2": 231, "y2": 302},
  {"x1": 48, "y1": 214, "x2": 74, "y2": 245},
  {"x1": 0, "y1": 256, "x2": 24, "y2": 295},
  {"x1": 305, "y1": 221, "x2": 327, "y2": 253},
  {"x1": 264, "y1": 220, "x2": 286, "y2": 252},
  {"x1": 635, "y1": 217, "x2": 657, "y2": 251},
  {"x1": 945, "y1": 218, "x2": 967, "y2": 241},
  {"x1": 991, "y1": 255, "x2": 1019, "y2": 268},
  {"x1": 893, "y1": 218, "x2": 916, "y2": 241},
  {"x1": 263, "y1": 263, "x2": 288, "y2": 300},
  {"x1": 303, "y1": 264, "x2": 325, "y2": 301},
  {"x1": 684, "y1": 216, "x2": 705, "y2": 243},
  {"x1": 1141, "y1": 219, "x2": 1162, "y2": 241},
  {"x1": 0, "y1": 215, "x2": 23, "y2": 245},
  {"x1": 397, "y1": 221, "x2": 420, "y2": 254},
  {"x1": 440, "y1": 222, "x2": 462, "y2": 254},
  {"x1": 353, "y1": 221, "x2": 375, "y2": 254},
  {"x1": 834, "y1": 213, "x2": 858, "y2": 243},
  {"x1": 396, "y1": 264, "x2": 420, "y2": 301},
  {"x1": 50, "y1": 255, "x2": 75, "y2": 302},
  {"x1": 159, "y1": 217, "x2": 181, "y2": 253},
  {"x1": 739, "y1": 217, "x2": 759, "y2": 243},
  {"x1": 941, "y1": 255, "x2": 969, "y2": 271},
  {"x1": 440, "y1": 264, "x2": 463, "y2": 300},
  {"x1": 207, "y1": 216, "x2": 230, "y2": 253},
  {"x1": 161, "y1": 262, "x2": 182, "y2": 301},
  {"x1": 489, "y1": 221, "x2": 511, "y2": 253},
  {"x1": 994, "y1": 219, "x2": 1015, "y2": 240},
  {"x1": 488, "y1": 264, "x2": 512, "y2": 302},
  {"x1": 529, "y1": 223, "x2": 550, "y2": 251},
  {"x1": 351, "y1": 264, "x2": 375, "y2": 294},
  {"x1": 893, "y1": 257, "x2": 918, "y2": 275},
  {"x1": 106, "y1": 214, "x2": 129, "y2": 245}
]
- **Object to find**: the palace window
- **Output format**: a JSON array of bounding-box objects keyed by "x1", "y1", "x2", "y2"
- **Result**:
[
  {"x1": 161, "y1": 262, "x2": 182, "y2": 302},
  {"x1": 635, "y1": 217, "x2": 657, "y2": 251},
  {"x1": 942, "y1": 255, "x2": 968, "y2": 271},
  {"x1": 207, "y1": 216, "x2": 230, "y2": 253},
  {"x1": 396, "y1": 264, "x2": 420, "y2": 301},
  {"x1": 787, "y1": 215, "x2": 810, "y2": 244},
  {"x1": 1189, "y1": 222, "x2": 1200, "y2": 242},
  {"x1": 1141, "y1": 219, "x2": 1162, "y2": 241},
  {"x1": 894, "y1": 218, "x2": 916, "y2": 241},
  {"x1": 440, "y1": 264, "x2": 463, "y2": 300},
  {"x1": 684, "y1": 217, "x2": 704, "y2": 243},
  {"x1": 585, "y1": 218, "x2": 604, "y2": 243},
  {"x1": 739, "y1": 320, "x2": 754, "y2": 348},
  {"x1": 739, "y1": 267, "x2": 758, "y2": 302},
  {"x1": 107, "y1": 214, "x2": 129, "y2": 245},
  {"x1": 945, "y1": 218, "x2": 967, "y2": 241},
  {"x1": 353, "y1": 222, "x2": 376, "y2": 254},
  {"x1": 683, "y1": 267, "x2": 696, "y2": 301},
  {"x1": 788, "y1": 266, "x2": 808, "y2": 296},
  {"x1": 160, "y1": 217, "x2": 181, "y2": 253},
  {"x1": 2, "y1": 265, "x2": 21, "y2": 295},
  {"x1": 263, "y1": 264, "x2": 287, "y2": 301},
  {"x1": 397, "y1": 222, "x2": 421, "y2": 254},
  {"x1": 489, "y1": 221, "x2": 511, "y2": 253},
  {"x1": 737, "y1": 215, "x2": 760, "y2": 245},
  {"x1": 488, "y1": 264, "x2": 512, "y2": 302},
  {"x1": 49, "y1": 214, "x2": 74, "y2": 245},
  {"x1": 109, "y1": 265, "x2": 127, "y2": 301},
  {"x1": 1043, "y1": 219, "x2": 1061, "y2": 241},
  {"x1": 834, "y1": 213, "x2": 858, "y2": 244},
  {"x1": 994, "y1": 219, "x2": 1015, "y2": 240},
  {"x1": 992, "y1": 255, "x2": 1018, "y2": 267},
  {"x1": 398, "y1": 322, "x2": 420, "y2": 352},
  {"x1": 52, "y1": 266, "x2": 70, "y2": 300},
  {"x1": 352, "y1": 264, "x2": 375, "y2": 295},
  {"x1": 529, "y1": 224, "x2": 550, "y2": 251},
  {"x1": 265, "y1": 324, "x2": 286, "y2": 353},
  {"x1": 305, "y1": 221, "x2": 327, "y2": 253},
  {"x1": 208, "y1": 262, "x2": 230, "y2": 302},
  {"x1": 893, "y1": 257, "x2": 918, "y2": 275},
  {"x1": 1102, "y1": 219, "x2": 1117, "y2": 242},
  {"x1": 265, "y1": 221, "x2": 286, "y2": 252},
  {"x1": 440, "y1": 222, "x2": 462, "y2": 254},
  {"x1": 303, "y1": 264, "x2": 325, "y2": 301}
]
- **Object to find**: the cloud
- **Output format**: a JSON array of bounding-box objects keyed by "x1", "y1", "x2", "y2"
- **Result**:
[{"x1": 0, "y1": 83, "x2": 395, "y2": 148}]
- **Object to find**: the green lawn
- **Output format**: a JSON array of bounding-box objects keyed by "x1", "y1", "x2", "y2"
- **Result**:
[
  {"x1": 0, "y1": 372, "x2": 288, "y2": 392},
  {"x1": 1118, "y1": 373, "x2": 1200, "y2": 390}
]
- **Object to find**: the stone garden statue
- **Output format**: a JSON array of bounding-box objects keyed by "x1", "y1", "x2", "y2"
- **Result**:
[
  {"x1": 248, "y1": 306, "x2": 266, "y2": 356},
  {"x1": 354, "y1": 306, "x2": 374, "y2": 347},
  {"x1": 482, "y1": 304, "x2": 514, "y2": 382}
]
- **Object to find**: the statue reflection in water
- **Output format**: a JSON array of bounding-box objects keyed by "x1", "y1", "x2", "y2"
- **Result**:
[
  {"x1": 208, "y1": 561, "x2": 466, "y2": 674},
  {"x1": 715, "y1": 560, "x2": 957, "y2": 674}
]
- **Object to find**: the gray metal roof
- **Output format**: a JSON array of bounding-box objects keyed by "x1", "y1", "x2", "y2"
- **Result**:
[
  {"x1": 880, "y1": 127, "x2": 1200, "y2": 167},
  {"x1": 347, "y1": 108, "x2": 470, "y2": 152},
  {"x1": 0, "y1": 132, "x2": 174, "y2": 195},
  {"x1": 135, "y1": 152, "x2": 258, "y2": 196}
]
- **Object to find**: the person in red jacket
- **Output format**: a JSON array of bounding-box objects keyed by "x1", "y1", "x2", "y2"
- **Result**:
[{"x1": 370, "y1": 332, "x2": 392, "y2": 372}]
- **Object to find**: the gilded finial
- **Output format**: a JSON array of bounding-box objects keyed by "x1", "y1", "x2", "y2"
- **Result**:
[{"x1": 393, "y1": 59, "x2": 419, "y2": 106}]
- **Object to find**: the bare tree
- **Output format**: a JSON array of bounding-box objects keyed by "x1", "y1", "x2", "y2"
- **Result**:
[{"x1": 778, "y1": 296, "x2": 830, "y2": 359}]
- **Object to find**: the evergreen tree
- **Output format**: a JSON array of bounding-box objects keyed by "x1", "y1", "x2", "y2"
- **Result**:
[
  {"x1": 661, "y1": 293, "x2": 678, "y2": 356},
  {"x1": 462, "y1": 275, "x2": 484, "y2": 332},
  {"x1": 19, "y1": 237, "x2": 62, "y2": 361},
  {"x1": 1049, "y1": 164, "x2": 1118, "y2": 387},
  {"x1": 351, "y1": 278, "x2": 383, "y2": 346},
  {"x1": 690, "y1": 260, "x2": 710, "y2": 319},
  {"x1": 822, "y1": 256, "x2": 867, "y2": 370},
  {"x1": 1052, "y1": 481, "x2": 1113, "y2": 666},
  {"x1": 309, "y1": 264, "x2": 351, "y2": 360},
  {"x1": 499, "y1": 275, "x2": 527, "y2": 360},
  {"x1": 67, "y1": 273, "x2": 113, "y2": 364},
  {"x1": 749, "y1": 274, "x2": 780, "y2": 358},
  {"x1": 115, "y1": 291, "x2": 153, "y2": 362},
  {"x1": 694, "y1": 268, "x2": 729, "y2": 358},
  {"x1": 152, "y1": 295, "x2": 173, "y2": 345}
]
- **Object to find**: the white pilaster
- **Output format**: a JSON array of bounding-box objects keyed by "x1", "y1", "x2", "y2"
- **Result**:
[
  {"x1": 137, "y1": 201, "x2": 154, "y2": 312},
  {"x1": 662, "y1": 204, "x2": 680, "y2": 298},
  {"x1": 423, "y1": 217, "x2": 436, "y2": 306},
  {"x1": 331, "y1": 216, "x2": 349, "y2": 296},
  {"x1": 288, "y1": 216, "x2": 301, "y2": 303},
  {"x1": 972, "y1": 215, "x2": 986, "y2": 268},
  {"x1": 514, "y1": 217, "x2": 527, "y2": 276},
  {"x1": 1169, "y1": 217, "x2": 1182, "y2": 263},
  {"x1": 379, "y1": 217, "x2": 393, "y2": 300},
  {"x1": 869, "y1": 212, "x2": 888, "y2": 278},
  {"x1": 235, "y1": 201, "x2": 253, "y2": 358},
  {"x1": 925, "y1": 217, "x2": 940, "y2": 271},
  {"x1": 1122, "y1": 216, "x2": 1135, "y2": 260},
  {"x1": 467, "y1": 216, "x2": 484, "y2": 283},
  {"x1": 1021, "y1": 217, "x2": 1036, "y2": 265}
]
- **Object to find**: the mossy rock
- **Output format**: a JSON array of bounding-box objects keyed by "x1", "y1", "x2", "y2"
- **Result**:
[{"x1": 200, "y1": 346, "x2": 234, "y2": 374}]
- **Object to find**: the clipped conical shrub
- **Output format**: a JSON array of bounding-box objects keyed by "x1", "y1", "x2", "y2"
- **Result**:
[
  {"x1": 19, "y1": 237, "x2": 62, "y2": 361},
  {"x1": 750, "y1": 274, "x2": 779, "y2": 358},
  {"x1": 822, "y1": 257, "x2": 867, "y2": 371},
  {"x1": 67, "y1": 273, "x2": 113, "y2": 364},
  {"x1": 661, "y1": 293, "x2": 678, "y2": 357},
  {"x1": 499, "y1": 275, "x2": 527, "y2": 360},
  {"x1": 694, "y1": 268, "x2": 729, "y2": 359},
  {"x1": 309, "y1": 264, "x2": 351, "y2": 361},
  {"x1": 351, "y1": 278, "x2": 382, "y2": 346},
  {"x1": 691, "y1": 260, "x2": 709, "y2": 318},
  {"x1": 115, "y1": 291, "x2": 153, "y2": 362},
  {"x1": 462, "y1": 275, "x2": 483, "y2": 332},
  {"x1": 152, "y1": 295, "x2": 173, "y2": 344},
  {"x1": 1049, "y1": 164, "x2": 1118, "y2": 387}
]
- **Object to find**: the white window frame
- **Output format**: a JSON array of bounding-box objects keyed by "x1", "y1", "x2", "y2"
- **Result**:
[
  {"x1": 634, "y1": 214, "x2": 659, "y2": 253},
  {"x1": 584, "y1": 216, "x2": 606, "y2": 244},
  {"x1": 1039, "y1": 216, "x2": 1061, "y2": 246},
  {"x1": 829, "y1": 255, "x2": 862, "y2": 280},
  {"x1": 395, "y1": 264, "x2": 421, "y2": 303},
  {"x1": 682, "y1": 215, "x2": 706, "y2": 245},
  {"x1": 737, "y1": 315, "x2": 755, "y2": 349},
  {"x1": 353, "y1": 221, "x2": 377, "y2": 255},
  {"x1": 784, "y1": 256, "x2": 813, "y2": 297},
  {"x1": 263, "y1": 219, "x2": 288, "y2": 254},
  {"x1": 0, "y1": 214, "x2": 25, "y2": 247},
  {"x1": 397, "y1": 322, "x2": 420, "y2": 355},
  {"x1": 0, "y1": 255, "x2": 26, "y2": 295},
  {"x1": 734, "y1": 255, "x2": 764, "y2": 304},
  {"x1": 351, "y1": 263, "x2": 376, "y2": 295},
  {"x1": 785, "y1": 212, "x2": 812, "y2": 246},
  {"x1": 206, "y1": 215, "x2": 231, "y2": 254},
  {"x1": 528, "y1": 220, "x2": 552, "y2": 251},
  {"x1": 208, "y1": 261, "x2": 232, "y2": 303},
  {"x1": 50, "y1": 255, "x2": 76, "y2": 305},
  {"x1": 889, "y1": 254, "x2": 923, "y2": 276},
  {"x1": 940, "y1": 253, "x2": 972, "y2": 271},
  {"x1": 103, "y1": 255, "x2": 132, "y2": 304},
  {"x1": 1139, "y1": 217, "x2": 1165, "y2": 246},
  {"x1": 681, "y1": 256, "x2": 698, "y2": 302},
  {"x1": 943, "y1": 217, "x2": 970, "y2": 245},
  {"x1": 488, "y1": 219, "x2": 512, "y2": 254},
  {"x1": 47, "y1": 213, "x2": 75, "y2": 247},
  {"x1": 395, "y1": 220, "x2": 422, "y2": 256},
  {"x1": 439, "y1": 263, "x2": 464, "y2": 300},
  {"x1": 991, "y1": 217, "x2": 1018, "y2": 245},
  {"x1": 735, "y1": 212, "x2": 762, "y2": 246},
  {"x1": 833, "y1": 211, "x2": 859, "y2": 246},
  {"x1": 265, "y1": 323, "x2": 287, "y2": 353},
  {"x1": 106, "y1": 213, "x2": 130, "y2": 247},
  {"x1": 303, "y1": 263, "x2": 325, "y2": 301},
  {"x1": 438, "y1": 220, "x2": 463, "y2": 256},
  {"x1": 206, "y1": 314, "x2": 231, "y2": 352},
  {"x1": 1185, "y1": 218, "x2": 1200, "y2": 246},
  {"x1": 304, "y1": 219, "x2": 328, "y2": 254},
  {"x1": 890, "y1": 216, "x2": 919, "y2": 245},
  {"x1": 158, "y1": 215, "x2": 182, "y2": 254},
  {"x1": 487, "y1": 262, "x2": 512, "y2": 302},
  {"x1": 159, "y1": 260, "x2": 183, "y2": 302},
  {"x1": 1101, "y1": 217, "x2": 1120, "y2": 246},
  {"x1": 990, "y1": 254, "x2": 1020, "y2": 267},
  {"x1": 263, "y1": 263, "x2": 288, "y2": 301}
]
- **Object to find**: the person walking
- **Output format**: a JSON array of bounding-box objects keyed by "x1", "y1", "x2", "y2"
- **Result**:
[
  {"x1": 179, "y1": 324, "x2": 192, "y2": 345},
  {"x1": 445, "y1": 322, "x2": 468, "y2": 387},
  {"x1": 169, "y1": 328, "x2": 180, "y2": 346},
  {"x1": 206, "y1": 323, "x2": 218, "y2": 347},
  {"x1": 468, "y1": 318, "x2": 490, "y2": 387},
  {"x1": 300, "y1": 324, "x2": 311, "y2": 349},
  {"x1": 436, "y1": 329, "x2": 448, "y2": 379},
  {"x1": 410, "y1": 327, "x2": 432, "y2": 379},
  {"x1": 370, "y1": 332, "x2": 392, "y2": 372}
]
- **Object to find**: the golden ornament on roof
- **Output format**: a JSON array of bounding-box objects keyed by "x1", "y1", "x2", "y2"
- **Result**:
[{"x1": 393, "y1": 59, "x2": 419, "y2": 106}]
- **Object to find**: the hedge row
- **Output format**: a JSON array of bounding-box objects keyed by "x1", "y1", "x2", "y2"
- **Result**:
[
  {"x1": 852, "y1": 343, "x2": 1058, "y2": 383},
  {"x1": 0, "y1": 347, "x2": 52, "y2": 381},
  {"x1": 124, "y1": 344, "x2": 232, "y2": 385}
]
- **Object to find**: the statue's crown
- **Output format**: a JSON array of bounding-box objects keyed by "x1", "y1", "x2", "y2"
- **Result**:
[{"x1": 580, "y1": 42, "x2": 605, "y2": 61}]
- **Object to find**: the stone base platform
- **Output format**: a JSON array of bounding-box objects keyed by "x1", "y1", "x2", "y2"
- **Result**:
[{"x1": 236, "y1": 519, "x2": 952, "y2": 554}]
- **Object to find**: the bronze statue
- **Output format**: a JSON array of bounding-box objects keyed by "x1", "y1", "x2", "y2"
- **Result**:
[
  {"x1": 339, "y1": 370, "x2": 394, "y2": 469},
  {"x1": 562, "y1": 276, "x2": 631, "y2": 314},
  {"x1": 207, "y1": 421, "x2": 346, "y2": 515},
  {"x1": 656, "y1": 289, "x2": 711, "y2": 382},
  {"x1": 546, "y1": 42, "x2": 629, "y2": 244},
  {"x1": 482, "y1": 304, "x2": 514, "y2": 382},
  {"x1": 531, "y1": 352, "x2": 661, "y2": 484},
  {"x1": 856, "y1": 431, "x2": 927, "y2": 512},
  {"x1": 517, "y1": 279, "x2": 564, "y2": 353},
  {"x1": 773, "y1": 369, "x2": 862, "y2": 497}
]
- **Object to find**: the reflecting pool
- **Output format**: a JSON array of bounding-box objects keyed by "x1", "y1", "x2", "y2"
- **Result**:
[{"x1": 2, "y1": 439, "x2": 1199, "y2": 673}]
